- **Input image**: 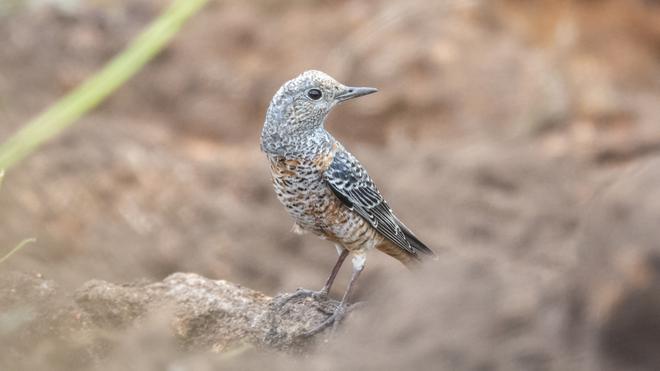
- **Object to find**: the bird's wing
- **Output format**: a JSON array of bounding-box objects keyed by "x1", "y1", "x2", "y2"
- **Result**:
[{"x1": 323, "y1": 150, "x2": 434, "y2": 257}]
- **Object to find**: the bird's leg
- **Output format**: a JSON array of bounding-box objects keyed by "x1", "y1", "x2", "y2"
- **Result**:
[
  {"x1": 302, "y1": 252, "x2": 366, "y2": 337},
  {"x1": 275, "y1": 248, "x2": 349, "y2": 308},
  {"x1": 318, "y1": 246, "x2": 349, "y2": 296}
]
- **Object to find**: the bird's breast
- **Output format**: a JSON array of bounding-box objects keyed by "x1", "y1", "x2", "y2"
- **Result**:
[
  {"x1": 267, "y1": 152, "x2": 379, "y2": 252},
  {"x1": 267, "y1": 146, "x2": 345, "y2": 235}
]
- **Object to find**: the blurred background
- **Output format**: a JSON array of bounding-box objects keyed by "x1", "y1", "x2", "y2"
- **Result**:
[{"x1": 2, "y1": 0, "x2": 660, "y2": 370}]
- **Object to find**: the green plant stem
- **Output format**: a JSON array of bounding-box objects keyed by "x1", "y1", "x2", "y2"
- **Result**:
[
  {"x1": 0, "y1": 238, "x2": 36, "y2": 265},
  {"x1": 0, "y1": 0, "x2": 210, "y2": 171}
]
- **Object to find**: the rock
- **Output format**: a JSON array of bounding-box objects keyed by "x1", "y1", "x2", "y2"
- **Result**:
[
  {"x1": 74, "y1": 272, "x2": 336, "y2": 351},
  {"x1": 0, "y1": 271, "x2": 343, "y2": 370}
]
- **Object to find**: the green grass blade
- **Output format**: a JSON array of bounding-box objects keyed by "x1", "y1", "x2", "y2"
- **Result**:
[
  {"x1": 0, "y1": 238, "x2": 36, "y2": 265},
  {"x1": 0, "y1": 0, "x2": 210, "y2": 171}
]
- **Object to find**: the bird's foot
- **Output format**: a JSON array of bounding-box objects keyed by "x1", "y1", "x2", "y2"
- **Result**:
[
  {"x1": 301, "y1": 301, "x2": 363, "y2": 337},
  {"x1": 274, "y1": 288, "x2": 328, "y2": 309}
]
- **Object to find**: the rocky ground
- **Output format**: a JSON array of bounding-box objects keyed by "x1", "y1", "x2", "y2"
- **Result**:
[{"x1": 2, "y1": 0, "x2": 660, "y2": 370}]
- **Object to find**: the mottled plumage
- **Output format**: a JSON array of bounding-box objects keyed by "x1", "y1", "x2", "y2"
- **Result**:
[
  {"x1": 261, "y1": 70, "x2": 434, "y2": 335},
  {"x1": 325, "y1": 149, "x2": 434, "y2": 259}
]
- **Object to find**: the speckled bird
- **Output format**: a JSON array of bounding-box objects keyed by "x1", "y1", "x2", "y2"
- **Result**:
[{"x1": 261, "y1": 70, "x2": 435, "y2": 335}]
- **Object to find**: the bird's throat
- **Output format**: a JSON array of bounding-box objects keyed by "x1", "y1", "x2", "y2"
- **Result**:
[{"x1": 261, "y1": 125, "x2": 333, "y2": 159}]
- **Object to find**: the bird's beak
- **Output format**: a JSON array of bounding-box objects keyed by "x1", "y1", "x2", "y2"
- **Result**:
[{"x1": 335, "y1": 86, "x2": 378, "y2": 102}]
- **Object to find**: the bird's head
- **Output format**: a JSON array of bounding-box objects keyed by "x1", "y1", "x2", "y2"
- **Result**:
[{"x1": 261, "y1": 70, "x2": 377, "y2": 154}]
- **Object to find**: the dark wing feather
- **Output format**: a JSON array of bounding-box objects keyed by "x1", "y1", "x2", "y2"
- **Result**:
[{"x1": 324, "y1": 150, "x2": 434, "y2": 257}]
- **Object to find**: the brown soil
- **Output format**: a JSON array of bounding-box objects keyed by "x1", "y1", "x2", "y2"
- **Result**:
[{"x1": 2, "y1": 0, "x2": 660, "y2": 370}]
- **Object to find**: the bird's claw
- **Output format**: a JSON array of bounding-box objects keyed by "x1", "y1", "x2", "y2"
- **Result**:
[
  {"x1": 301, "y1": 304, "x2": 346, "y2": 337},
  {"x1": 274, "y1": 287, "x2": 328, "y2": 309},
  {"x1": 300, "y1": 301, "x2": 363, "y2": 337}
]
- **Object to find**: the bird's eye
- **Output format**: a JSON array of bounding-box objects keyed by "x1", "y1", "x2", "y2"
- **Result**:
[{"x1": 307, "y1": 88, "x2": 323, "y2": 100}]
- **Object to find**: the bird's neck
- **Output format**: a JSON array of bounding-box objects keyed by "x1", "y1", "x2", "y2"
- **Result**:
[{"x1": 261, "y1": 124, "x2": 334, "y2": 160}]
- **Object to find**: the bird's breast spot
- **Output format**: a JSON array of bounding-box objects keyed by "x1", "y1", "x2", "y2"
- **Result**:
[{"x1": 313, "y1": 153, "x2": 337, "y2": 172}]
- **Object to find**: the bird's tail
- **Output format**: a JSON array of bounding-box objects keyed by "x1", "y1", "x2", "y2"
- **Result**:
[
  {"x1": 401, "y1": 227, "x2": 436, "y2": 258},
  {"x1": 377, "y1": 231, "x2": 437, "y2": 270}
]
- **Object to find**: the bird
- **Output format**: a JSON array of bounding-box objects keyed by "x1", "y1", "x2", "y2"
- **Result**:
[{"x1": 260, "y1": 70, "x2": 435, "y2": 335}]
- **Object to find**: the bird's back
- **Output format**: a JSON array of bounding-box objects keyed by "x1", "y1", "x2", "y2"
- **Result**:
[{"x1": 323, "y1": 146, "x2": 435, "y2": 263}]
